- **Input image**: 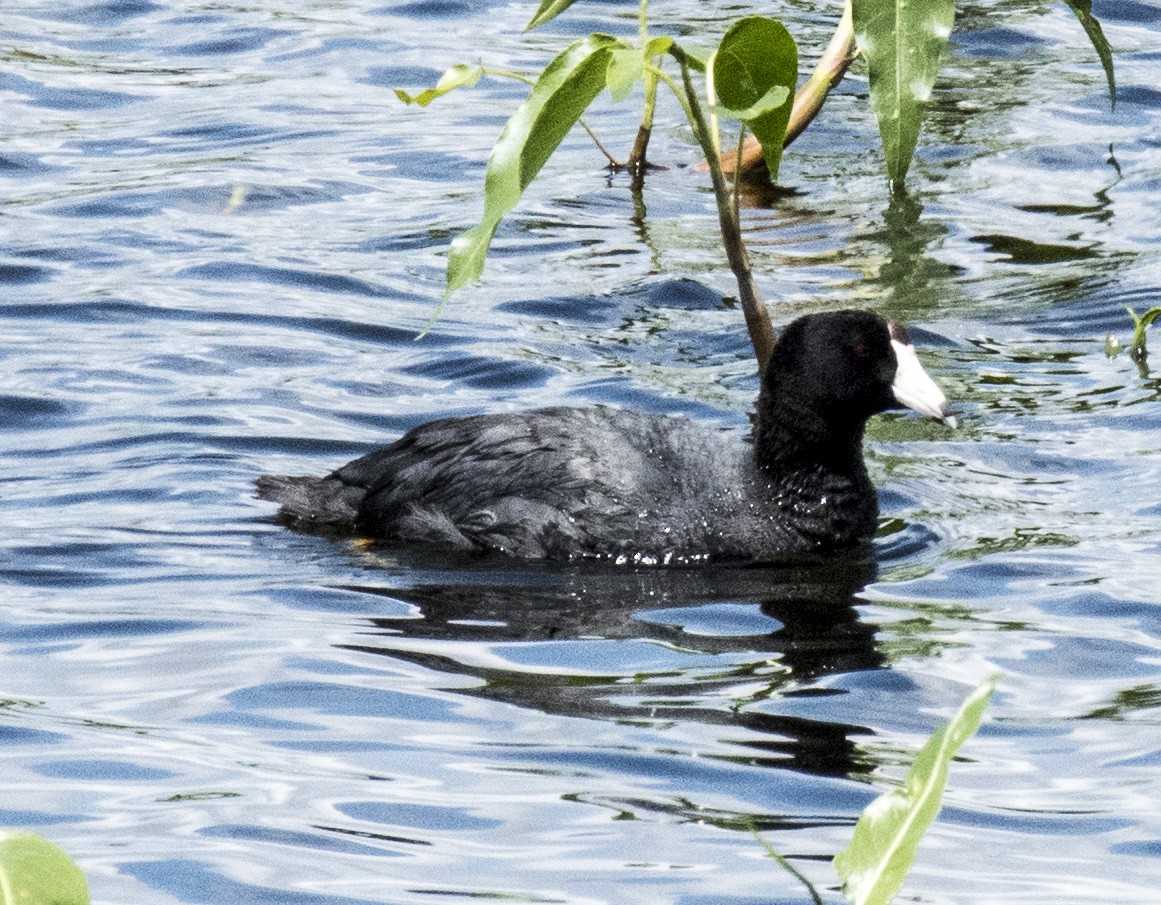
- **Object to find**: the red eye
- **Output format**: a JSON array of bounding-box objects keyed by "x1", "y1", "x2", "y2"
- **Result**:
[{"x1": 854, "y1": 343, "x2": 869, "y2": 359}]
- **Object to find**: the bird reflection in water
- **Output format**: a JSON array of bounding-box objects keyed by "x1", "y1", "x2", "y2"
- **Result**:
[{"x1": 335, "y1": 550, "x2": 883, "y2": 782}]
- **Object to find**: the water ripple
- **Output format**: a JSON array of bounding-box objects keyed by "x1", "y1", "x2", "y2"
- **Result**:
[{"x1": 3, "y1": 1, "x2": 1161, "y2": 903}]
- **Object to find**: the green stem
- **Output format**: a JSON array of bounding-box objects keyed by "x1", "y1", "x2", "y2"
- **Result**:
[
  {"x1": 668, "y1": 44, "x2": 775, "y2": 368},
  {"x1": 731, "y1": 123, "x2": 746, "y2": 221},
  {"x1": 628, "y1": 75, "x2": 657, "y2": 187},
  {"x1": 581, "y1": 119, "x2": 624, "y2": 168},
  {"x1": 705, "y1": 52, "x2": 722, "y2": 160},
  {"x1": 485, "y1": 66, "x2": 618, "y2": 167},
  {"x1": 788, "y1": 0, "x2": 855, "y2": 146},
  {"x1": 628, "y1": 0, "x2": 655, "y2": 186},
  {"x1": 752, "y1": 832, "x2": 825, "y2": 905},
  {"x1": 481, "y1": 66, "x2": 536, "y2": 86},
  {"x1": 648, "y1": 65, "x2": 693, "y2": 124},
  {"x1": 1127, "y1": 305, "x2": 1161, "y2": 362}
]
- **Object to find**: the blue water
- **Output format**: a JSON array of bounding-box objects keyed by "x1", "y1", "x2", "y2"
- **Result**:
[{"x1": 3, "y1": 1, "x2": 1161, "y2": 902}]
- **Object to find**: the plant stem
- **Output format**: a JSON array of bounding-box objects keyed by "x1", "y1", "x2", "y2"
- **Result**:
[
  {"x1": 484, "y1": 66, "x2": 622, "y2": 168},
  {"x1": 628, "y1": 0, "x2": 654, "y2": 187},
  {"x1": 670, "y1": 44, "x2": 775, "y2": 369},
  {"x1": 628, "y1": 74, "x2": 657, "y2": 186},
  {"x1": 732, "y1": 123, "x2": 746, "y2": 218},
  {"x1": 719, "y1": 0, "x2": 856, "y2": 178},
  {"x1": 648, "y1": 65, "x2": 692, "y2": 123},
  {"x1": 1127, "y1": 305, "x2": 1161, "y2": 362},
  {"x1": 582, "y1": 119, "x2": 624, "y2": 168},
  {"x1": 481, "y1": 67, "x2": 536, "y2": 86},
  {"x1": 705, "y1": 52, "x2": 722, "y2": 160},
  {"x1": 752, "y1": 832, "x2": 825, "y2": 905}
]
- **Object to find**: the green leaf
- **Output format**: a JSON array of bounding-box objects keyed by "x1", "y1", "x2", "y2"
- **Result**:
[
  {"x1": 445, "y1": 34, "x2": 627, "y2": 299},
  {"x1": 712, "y1": 84, "x2": 791, "y2": 122},
  {"x1": 0, "y1": 831, "x2": 89, "y2": 905},
  {"x1": 525, "y1": 0, "x2": 581, "y2": 32},
  {"x1": 606, "y1": 47, "x2": 642, "y2": 102},
  {"x1": 852, "y1": 0, "x2": 955, "y2": 190},
  {"x1": 645, "y1": 36, "x2": 674, "y2": 58},
  {"x1": 393, "y1": 63, "x2": 483, "y2": 107},
  {"x1": 834, "y1": 675, "x2": 999, "y2": 905},
  {"x1": 712, "y1": 16, "x2": 798, "y2": 183},
  {"x1": 1060, "y1": 0, "x2": 1116, "y2": 110}
]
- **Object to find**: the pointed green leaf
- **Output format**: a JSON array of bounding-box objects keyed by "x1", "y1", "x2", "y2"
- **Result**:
[
  {"x1": 606, "y1": 47, "x2": 643, "y2": 102},
  {"x1": 1060, "y1": 0, "x2": 1116, "y2": 109},
  {"x1": 834, "y1": 675, "x2": 999, "y2": 905},
  {"x1": 444, "y1": 222, "x2": 499, "y2": 304},
  {"x1": 0, "y1": 831, "x2": 89, "y2": 905},
  {"x1": 445, "y1": 34, "x2": 627, "y2": 298},
  {"x1": 526, "y1": 0, "x2": 581, "y2": 32},
  {"x1": 393, "y1": 63, "x2": 483, "y2": 107},
  {"x1": 852, "y1": 0, "x2": 955, "y2": 190},
  {"x1": 712, "y1": 16, "x2": 797, "y2": 183}
]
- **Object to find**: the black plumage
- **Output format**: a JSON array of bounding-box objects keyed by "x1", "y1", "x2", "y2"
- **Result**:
[{"x1": 257, "y1": 310, "x2": 953, "y2": 562}]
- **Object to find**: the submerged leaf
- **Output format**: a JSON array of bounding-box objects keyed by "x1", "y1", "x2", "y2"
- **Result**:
[
  {"x1": 834, "y1": 675, "x2": 999, "y2": 905},
  {"x1": 712, "y1": 16, "x2": 797, "y2": 183},
  {"x1": 1060, "y1": 0, "x2": 1116, "y2": 109},
  {"x1": 393, "y1": 63, "x2": 483, "y2": 107},
  {"x1": 444, "y1": 34, "x2": 627, "y2": 300},
  {"x1": 853, "y1": 0, "x2": 955, "y2": 190},
  {"x1": 0, "y1": 831, "x2": 89, "y2": 905}
]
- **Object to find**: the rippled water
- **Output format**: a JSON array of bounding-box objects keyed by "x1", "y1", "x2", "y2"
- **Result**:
[{"x1": 4, "y1": 1, "x2": 1161, "y2": 902}]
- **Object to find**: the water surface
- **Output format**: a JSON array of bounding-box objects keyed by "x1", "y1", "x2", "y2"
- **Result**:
[{"x1": 3, "y1": 1, "x2": 1161, "y2": 903}]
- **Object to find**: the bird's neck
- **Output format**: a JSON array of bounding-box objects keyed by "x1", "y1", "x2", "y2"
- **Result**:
[
  {"x1": 752, "y1": 390, "x2": 867, "y2": 477},
  {"x1": 749, "y1": 392, "x2": 879, "y2": 549}
]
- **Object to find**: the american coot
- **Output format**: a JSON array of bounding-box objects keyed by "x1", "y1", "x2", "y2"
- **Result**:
[{"x1": 257, "y1": 310, "x2": 954, "y2": 563}]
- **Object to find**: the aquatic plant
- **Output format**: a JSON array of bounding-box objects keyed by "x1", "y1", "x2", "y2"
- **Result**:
[
  {"x1": 757, "y1": 675, "x2": 999, "y2": 904},
  {"x1": 396, "y1": 0, "x2": 1114, "y2": 361},
  {"x1": 834, "y1": 675, "x2": 998, "y2": 904},
  {"x1": 0, "y1": 830, "x2": 88, "y2": 905},
  {"x1": 1106, "y1": 306, "x2": 1161, "y2": 364}
]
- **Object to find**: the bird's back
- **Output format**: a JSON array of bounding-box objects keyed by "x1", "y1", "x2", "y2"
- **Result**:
[
  {"x1": 348, "y1": 407, "x2": 744, "y2": 558},
  {"x1": 259, "y1": 405, "x2": 874, "y2": 561}
]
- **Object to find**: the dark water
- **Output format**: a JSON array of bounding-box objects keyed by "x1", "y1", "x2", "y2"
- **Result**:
[{"x1": 4, "y1": 1, "x2": 1161, "y2": 902}]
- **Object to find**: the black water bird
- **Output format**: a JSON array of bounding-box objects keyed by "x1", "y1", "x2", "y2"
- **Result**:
[{"x1": 257, "y1": 310, "x2": 954, "y2": 562}]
